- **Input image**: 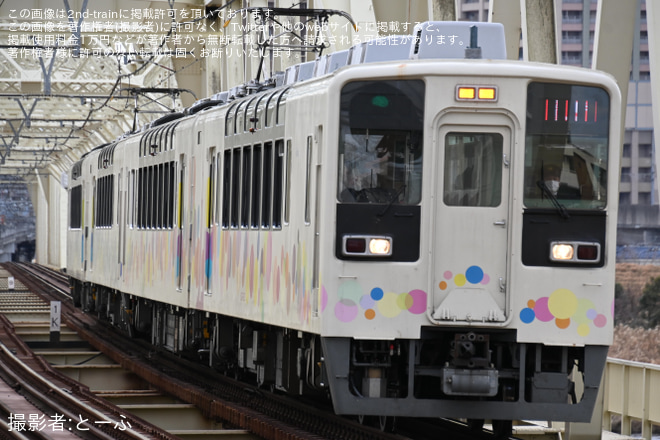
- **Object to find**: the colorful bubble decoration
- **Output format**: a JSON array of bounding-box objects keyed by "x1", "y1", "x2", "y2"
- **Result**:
[
  {"x1": 333, "y1": 281, "x2": 427, "y2": 322},
  {"x1": 439, "y1": 265, "x2": 491, "y2": 290},
  {"x1": 520, "y1": 288, "x2": 608, "y2": 336}
]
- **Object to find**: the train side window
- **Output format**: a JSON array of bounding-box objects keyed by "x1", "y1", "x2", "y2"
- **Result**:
[
  {"x1": 273, "y1": 139, "x2": 284, "y2": 229},
  {"x1": 141, "y1": 167, "x2": 147, "y2": 229},
  {"x1": 158, "y1": 163, "x2": 164, "y2": 228},
  {"x1": 168, "y1": 162, "x2": 175, "y2": 228},
  {"x1": 231, "y1": 148, "x2": 241, "y2": 228},
  {"x1": 162, "y1": 163, "x2": 168, "y2": 228},
  {"x1": 251, "y1": 144, "x2": 262, "y2": 228},
  {"x1": 222, "y1": 150, "x2": 232, "y2": 228},
  {"x1": 110, "y1": 174, "x2": 114, "y2": 227},
  {"x1": 261, "y1": 142, "x2": 273, "y2": 228},
  {"x1": 304, "y1": 136, "x2": 313, "y2": 224},
  {"x1": 93, "y1": 178, "x2": 98, "y2": 227},
  {"x1": 162, "y1": 164, "x2": 167, "y2": 227},
  {"x1": 208, "y1": 150, "x2": 216, "y2": 228},
  {"x1": 241, "y1": 146, "x2": 252, "y2": 228},
  {"x1": 69, "y1": 186, "x2": 82, "y2": 229},
  {"x1": 215, "y1": 153, "x2": 222, "y2": 225},
  {"x1": 283, "y1": 139, "x2": 291, "y2": 225},
  {"x1": 148, "y1": 166, "x2": 154, "y2": 228},
  {"x1": 443, "y1": 133, "x2": 503, "y2": 207},
  {"x1": 137, "y1": 169, "x2": 142, "y2": 228}
]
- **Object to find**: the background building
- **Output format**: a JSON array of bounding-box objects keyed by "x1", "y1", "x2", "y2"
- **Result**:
[{"x1": 458, "y1": 0, "x2": 659, "y2": 257}]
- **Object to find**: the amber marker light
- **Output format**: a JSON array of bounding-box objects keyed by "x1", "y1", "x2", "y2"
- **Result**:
[
  {"x1": 457, "y1": 87, "x2": 476, "y2": 100},
  {"x1": 478, "y1": 87, "x2": 497, "y2": 100},
  {"x1": 456, "y1": 86, "x2": 498, "y2": 102}
]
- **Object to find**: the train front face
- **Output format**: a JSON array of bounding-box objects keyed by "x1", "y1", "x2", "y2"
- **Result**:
[{"x1": 320, "y1": 64, "x2": 620, "y2": 422}]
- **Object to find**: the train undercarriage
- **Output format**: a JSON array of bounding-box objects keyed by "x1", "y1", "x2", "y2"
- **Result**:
[{"x1": 71, "y1": 279, "x2": 607, "y2": 429}]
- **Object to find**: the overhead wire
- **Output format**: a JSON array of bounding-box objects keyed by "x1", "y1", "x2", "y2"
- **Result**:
[{"x1": 32, "y1": 0, "x2": 240, "y2": 173}]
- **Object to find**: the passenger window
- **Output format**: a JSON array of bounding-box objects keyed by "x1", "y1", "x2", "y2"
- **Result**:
[
  {"x1": 222, "y1": 150, "x2": 232, "y2": 228},
  {"x1": 443, "y1": 133, "x2": 503, "y2": 207},
  {"x1": 241, "y1": 146, "x2": 252, "y2": 228},
  {"x1": 273, "y1": 140, "x2": 284, "y2": 229},
  {"x1": 251, "y1": 144, "x2": 262, "y2": 228},
  {"x1": 262, "y1": 142, "x2": 273, "y2": 228},
  {"x1": 231, "y1": 149, "x2": 241, "y2": 228}
]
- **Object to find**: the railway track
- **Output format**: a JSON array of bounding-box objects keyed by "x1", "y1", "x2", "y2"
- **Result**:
[
  {"x1": 0, "y1": 267, "x2": 176, "y2": 440},
  {"x1": 3, "y1": 263, "x2": 517, "y2": 440}
]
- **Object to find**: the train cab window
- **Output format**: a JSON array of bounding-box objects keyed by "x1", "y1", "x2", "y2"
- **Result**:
[
  {"x1": 443, "y1": 133, "x2": 503, "y2": 207},
  {"x1": 523, "y1": 82, "x2": 610, "y2": 210},
  {"x1": 338, "y1": 80, "x2": 424, "y2": 204}
]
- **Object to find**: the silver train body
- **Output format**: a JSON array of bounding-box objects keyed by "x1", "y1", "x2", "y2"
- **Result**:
[{"x1": 67, "y1": 21, "x2": 621, "y2": 424}]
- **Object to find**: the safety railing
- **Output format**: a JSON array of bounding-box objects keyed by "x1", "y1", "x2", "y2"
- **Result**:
[{"x1": 603, "y1": 358, "x2": 660, "y2": 440}]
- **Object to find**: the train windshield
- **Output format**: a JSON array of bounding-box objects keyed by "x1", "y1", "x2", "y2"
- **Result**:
[
  {"x1": 524, "y1": 82, "x2": 610, "y2": 210},
  {"x1": 337, "y1": 80, "x2": 424, "y2": 204}
]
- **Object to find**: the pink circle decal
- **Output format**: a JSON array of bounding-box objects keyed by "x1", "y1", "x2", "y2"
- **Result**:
[
  {"x1": 481, "y1": 274, "x2": 490, "y2": 285},
  {"x1": 321, "y1": 286, "x2": 328, "y2": 312},
  {"x1": 534, "y1": 297, "x2": 554, "y2": 322},
  {"x1": 408, "y1": 289, "x2": 427, "y2": 314},
  {"x1": 594, "y1": 314, "x2": 607, "y2": 328},
  {"x1": 335, "y1": 299, "x2": 358, "y2": 322},
  {"x1": 444, "y1": 271, "x2": 453, "y2": 280}
]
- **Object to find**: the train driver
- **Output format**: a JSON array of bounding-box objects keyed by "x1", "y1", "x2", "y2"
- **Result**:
[{"x1": 541, "y1": 163, "x2": 580, "y2": 199}]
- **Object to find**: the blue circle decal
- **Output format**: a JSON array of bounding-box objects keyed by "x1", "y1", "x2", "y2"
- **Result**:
[{"x1": 465, "y1": 266, "x2": 484, "y2": 284}]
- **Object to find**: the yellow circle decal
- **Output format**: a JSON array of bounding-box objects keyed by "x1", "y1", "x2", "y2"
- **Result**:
[
  {"x1": 577, "y1": 323, "x2": 591, "y2": 337},
  {"x1": 548, "y1": 288, "x2": 578, "y2": 320}
]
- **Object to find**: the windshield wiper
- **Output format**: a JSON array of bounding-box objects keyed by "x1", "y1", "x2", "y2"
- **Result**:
[
  {"x1": 378, "y1": 184, "x2": 407, "y2": 217},
  {"x1": 537, "y1": 181, "x2": 570, "y2": 219}
]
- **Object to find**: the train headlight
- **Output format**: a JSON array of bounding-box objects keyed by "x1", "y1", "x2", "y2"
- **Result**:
[
  {"x1": 550, "y1": 241, "x2": 601, "y2": 263},
  {"x1": 369, "y1": 238, "x2": 391, "y2": 255},
  {"x1": 342, "y1": 235, "x2": 392, "y2": 257},
  {"x1": 551, "y1": 243, "x2": 574, "y2": 261}
]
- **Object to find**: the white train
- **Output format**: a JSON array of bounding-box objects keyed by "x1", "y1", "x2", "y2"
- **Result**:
[{"x1": 67, "y1": 20, "x2": 621, "y2": 433}]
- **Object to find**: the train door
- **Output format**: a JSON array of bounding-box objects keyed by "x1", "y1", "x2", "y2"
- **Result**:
[{"x1": 431, "y1": 117, "x2": 512, "y2": 323}]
